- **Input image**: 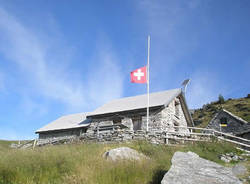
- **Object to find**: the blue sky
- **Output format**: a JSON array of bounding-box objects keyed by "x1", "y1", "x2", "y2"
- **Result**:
[{"x1": 0, "y1": 0, "x2": 249, "y2": 140}]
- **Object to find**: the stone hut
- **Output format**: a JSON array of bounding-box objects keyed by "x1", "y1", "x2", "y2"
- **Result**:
[
  {"x1": 86, "y1": 88, "x2": 193, "y2": 134},
  {"x1": 206, "y1": 109, "x2": 250, "y2": 139},
  {"x1": 36, "y1": 88, "x2": 193, "y2": 141},
  {"x1": 36, "y1": 113, "x2": 91, "y2": 139}
]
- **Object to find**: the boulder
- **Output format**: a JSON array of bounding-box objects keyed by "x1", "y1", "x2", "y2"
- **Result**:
[
  {"x1": 232, "y1": 155, "x2": 239, "y2": 161},
  {"x1": 161, "y1": 151, "x2": 242, "y2": 184},
  {"x1": 232, "y1": 164, "x2": 247, "y2": 176},
  {"x1": 220, "y1": 155, "x2": 231, "y2": 163},
  {"x1": 103, "y1": 147, "x2": 147, "y2": 161}
]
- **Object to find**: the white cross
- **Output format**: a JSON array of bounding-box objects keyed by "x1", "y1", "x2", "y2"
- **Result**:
[{"x1": 134, "y1": 69, "x2": 144, "y2": 80}]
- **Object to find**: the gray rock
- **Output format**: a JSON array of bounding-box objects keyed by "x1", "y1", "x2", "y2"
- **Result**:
[
  {"x1": 232, "y1": 164, "x2": 247, "y2": 176},
  {"x1": 9, "y1": 143, "x2": 19, "y2": 149},
  {"x1": 229, "y1": 152, "x2": 234, "y2": 157},
  {"x1": 241, "y1": 153, "x2": 250, "y2": 157},
  {"x1": 161, "y1": 151, "x2": 242, "y2": 184},
  {"x1": 232, "y1": 155, "x2": 239, "y2": 161},
  {"x1": 238, "y1": 156, "x2": 244, "y2": 160},
  {"x1": 221, "y1": 156, "x2": 231, "y2": 163},
  {"x1": 103, "y1": 147, "x2": 147, "y2": 161}
]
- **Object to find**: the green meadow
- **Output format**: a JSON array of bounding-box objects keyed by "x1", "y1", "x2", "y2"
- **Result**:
[{"x1": 0, "y1": 140, "x2": 249, "y2": 184}]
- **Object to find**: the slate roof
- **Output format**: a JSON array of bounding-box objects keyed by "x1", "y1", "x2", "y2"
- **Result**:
[
  {"x1": 36, "y1": 112, "x2": 90, "y2": 133},
  {"x1": 207, "y1": 109, "x2": 249, "y2": 135},
  {"x1": 222, "y1": 109, "x2": 248, "y2": 124},
  {"x1": 36, "y1": 88, "x2": 193, "y2": 133},
  {"x1": 234, "y1": 123, "x2": 250, "y2": 135},
  {"x1": 88, "y1": 88, "x2": 182, "y2": 117}
]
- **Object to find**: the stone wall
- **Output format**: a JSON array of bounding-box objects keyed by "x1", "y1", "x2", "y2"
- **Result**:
[
  {"x1": 38, "y1": 128, "x2": 86, "y2": 139},
  {"x1": 37, "y1": 135, "x2": 77, "y2": 145},
  {"x1": 241, "y1": 133, "x2": 250, "y2": 140},
  {"x1": 80, "y1": 130, "x2": 167, "y2": 144},
  {"x1": 153, "y1": 97, "x2": 188, "y2": 132},
  {"x1": 37, "y1": 128, "x2": 194, "y2": 147},
  {"x1": 86, "y1": 97, "x2": 189, "y2": 135},
  {"x1": 38, "y1": 97, "x2": 190, "y2": 143},
  {"x1": 207, "y1": 111, "x2": 246, "y2": 134}
]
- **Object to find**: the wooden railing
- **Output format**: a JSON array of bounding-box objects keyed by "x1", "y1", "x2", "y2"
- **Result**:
[
  {"x1": 154, "y1": 126, "x2": 250, "y2": 150},
  {"x1": 27, "y1": 126, "x2": 250, "y2": 150},
  {"x1": 17, "y1": 139, "x2": 37, "y2": 149}
]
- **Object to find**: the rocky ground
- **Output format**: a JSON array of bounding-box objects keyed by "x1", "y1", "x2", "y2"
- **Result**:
[{"x1": 105, "y1": 147, "x2": 249, "y2": 184}]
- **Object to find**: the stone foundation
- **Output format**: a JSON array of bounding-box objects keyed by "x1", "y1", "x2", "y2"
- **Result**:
[{"x1": 80, "y1": 129, "x2": 189, "y2": 145}]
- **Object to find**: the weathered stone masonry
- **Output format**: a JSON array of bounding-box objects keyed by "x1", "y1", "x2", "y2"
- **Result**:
[
  {"x1": 36, "y1": 88, "x2": 194, "y2": 143},
  {"x1": 87, "y1": 97, "x2": 189, "y2": 135}
]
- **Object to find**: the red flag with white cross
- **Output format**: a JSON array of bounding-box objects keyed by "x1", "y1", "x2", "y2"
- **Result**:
[{"x1": 130, "y1": 66, "x2": 147, "y2": 83}]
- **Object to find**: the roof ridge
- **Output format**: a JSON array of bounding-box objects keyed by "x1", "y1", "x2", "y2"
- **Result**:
[
  {"x1": 59, "y1": 112, "x2": 90, "y2": 118},
  {"x1": 222, "y1": 109, "x2": 248, "y2": 124},
  {"x1": 89, "y1": 88, "x2": 182, "y2": 117},
  {"x1": 102, "y1": 88, "x2": 181, "y2": 104}
]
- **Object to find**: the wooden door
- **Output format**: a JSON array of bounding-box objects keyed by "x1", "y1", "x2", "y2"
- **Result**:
[{"x1": 133, "y1": 117, "x2": 142, "y2": 131}]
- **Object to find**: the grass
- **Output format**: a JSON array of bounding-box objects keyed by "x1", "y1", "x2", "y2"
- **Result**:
[
  {"x1": 0, "y1": 140, "x2": 18, "y2": 150},
  {"x1": 192, "y1": 96, "x2": 250, "y2": 128},
  {"x1": 0, "y1": 140, "x2": 249, "y2": 184}
]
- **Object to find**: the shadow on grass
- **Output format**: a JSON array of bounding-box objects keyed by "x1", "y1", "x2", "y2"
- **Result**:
[{"x1": 149, "y1": 169, "x2": 168, "y2": 184}]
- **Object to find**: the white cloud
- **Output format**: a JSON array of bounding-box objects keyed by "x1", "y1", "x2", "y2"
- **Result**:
[
  {"x1": 19, "y1": 95, "x2": 48, "y2": 116},
  {"x1": 137, "y1": 1, "x2": 223, "y2": 108},
  {"x1": 0, "y1": 7, "x2": 85, "y2": 109},
  {"x1": 0, "y1": 7, "x2": 124, "y2": 113},
  {"x1": 137, "y1": 1, "x2": 201, "y2": 88},
  {"x1": 88, "y1": 49, "x2": 124, "y2": 107}
]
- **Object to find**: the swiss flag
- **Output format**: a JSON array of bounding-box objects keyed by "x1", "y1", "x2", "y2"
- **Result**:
[{"x1": 130, "y1": 66, "x2": 147, "y2": 83}]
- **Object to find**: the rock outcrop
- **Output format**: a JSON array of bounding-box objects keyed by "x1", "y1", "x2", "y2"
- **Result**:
[
  {"x1": 103, "y1": 147, "x2": 147, "y2": 161},
  {"x1": 161, "y1": 151, "x2": 242, "y2": 184},
  {"x1": 219, "y1": 152, "x2": 246, "y2": 163},
  {"x1": 232, "y1": 164, "x2": 247, "y2": 176}
]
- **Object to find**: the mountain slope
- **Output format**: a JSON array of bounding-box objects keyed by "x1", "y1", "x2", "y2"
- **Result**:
[{"x1": 192, "y1": 95, "x2": 250, "y2": 128}]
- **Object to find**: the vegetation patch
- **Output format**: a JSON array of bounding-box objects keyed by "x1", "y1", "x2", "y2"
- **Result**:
[
  {"x1": 192, "y1": 95, "x2": 250, "y2": 128},
  {"x1": 0, "y1": 140, "x2": 248, "y2": 184}
]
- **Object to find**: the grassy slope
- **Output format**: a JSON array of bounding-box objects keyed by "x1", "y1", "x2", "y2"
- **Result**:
[
  {"x1": 0, "y1": 140, "x2": 249, "y2": 184},
  {"x1": 192, "y1": 97, "x2": 250, "y2": 128},
  {"x1": 0, "y1": 140, "x2": 18, "y2": 150}
]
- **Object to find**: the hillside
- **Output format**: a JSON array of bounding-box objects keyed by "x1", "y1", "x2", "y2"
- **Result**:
[
  {"x1": 0, "y1": 140, "x2": 249, "y2": 184},
  {"x1": 192, "y1": 95, "x2": 250, "y2": 128}
]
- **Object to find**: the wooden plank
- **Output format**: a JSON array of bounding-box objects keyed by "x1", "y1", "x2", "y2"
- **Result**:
[
  {"x1": 164, "y1": 132, "x2": 213, "y2": 136},
  {"x1": 213, "y1": 130, "x2": 250, "y2": 143},
  {"x1": 217, "y1": 137, "x2": 250, "y2": 148},
  {"x1": 165, "y1": 137, "x2": 210, "y2": 142},
  {"x1": 32, "y1": 139, "x2": 37, "y2": 149},
  {"x1": 173, "y1": 125, "x2": 214, "y2": 131}
]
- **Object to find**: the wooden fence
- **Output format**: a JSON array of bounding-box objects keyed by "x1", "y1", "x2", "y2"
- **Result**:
[
  {"x1": 163, "y1": 126, "x2": 250, "y2": 150},
  {"x1": 22, "y1": 126, "x2": 250, "y2": 151}
]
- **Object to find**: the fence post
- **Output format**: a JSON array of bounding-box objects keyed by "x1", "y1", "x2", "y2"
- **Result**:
[
  {"x1": 166, "y1": 132, "x2": 168, "y2": 145},
  {"x1": 32, "y1": 139, "x2": 37, "y2": 150}
]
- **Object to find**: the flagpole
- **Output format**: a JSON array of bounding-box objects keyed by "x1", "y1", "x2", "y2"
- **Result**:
[{"x1": 146, "y1": 35, "x2": 150, "y2": 132}]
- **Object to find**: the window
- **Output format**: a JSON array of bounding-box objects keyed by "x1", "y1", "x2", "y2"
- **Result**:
[
  {"x1": 113, "y1": 117, "x2": 122, "y2": 124},
  {"x1": 220, "y1": 117, "x2": 228, "y2": 125}
]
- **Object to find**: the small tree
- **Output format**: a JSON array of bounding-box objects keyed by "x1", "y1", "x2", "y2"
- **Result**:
[{"x1": 218, "y1": 94, "x2": 225, "y2": 104}]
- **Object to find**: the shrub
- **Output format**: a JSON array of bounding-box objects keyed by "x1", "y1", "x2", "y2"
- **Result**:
[{"x1": 218, "y1": 94, "x2": 225, "y2": 104}]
